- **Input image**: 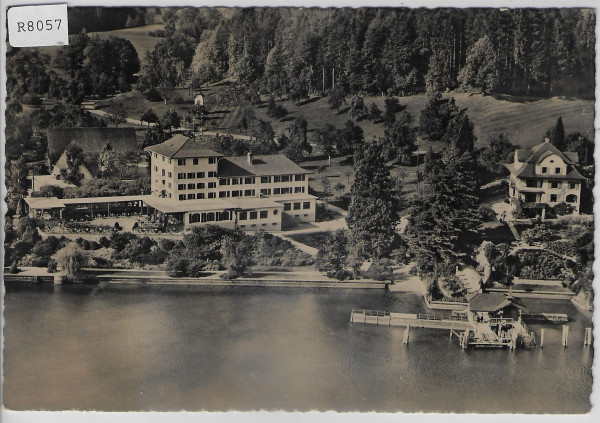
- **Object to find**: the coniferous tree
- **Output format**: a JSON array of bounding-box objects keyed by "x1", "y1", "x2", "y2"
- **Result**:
[
  {"x1": 346, "y1": 144, "x2": 400, "y2": 260},
  {"x1": 546, "y1": 116, "x2": 566, "y2": 150},
  {"x1": 442, "y1": 110, "x2": 477, "y2": 159}
]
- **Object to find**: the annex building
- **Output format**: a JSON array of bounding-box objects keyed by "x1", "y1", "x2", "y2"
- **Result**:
[
  {"x1": 506, "y1": 139, "x2": 585, "y2": 214},
  {"x1": 142, "y1": 135, "x2": 316, "y2": 231}
]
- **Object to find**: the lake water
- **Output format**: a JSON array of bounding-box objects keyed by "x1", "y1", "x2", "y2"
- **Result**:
[{"x1": 2, "y1": 283, "x2": 593, "y2": 413}]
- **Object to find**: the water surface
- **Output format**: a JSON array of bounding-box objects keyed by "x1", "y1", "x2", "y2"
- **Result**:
[{"x1": 3, "y1": 283, "x2": 593, "y2": 412}]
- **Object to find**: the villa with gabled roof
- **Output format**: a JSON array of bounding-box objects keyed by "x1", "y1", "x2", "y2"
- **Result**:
[{"x1": 506, "y1": 138, "x2": 586, "y2": 215}]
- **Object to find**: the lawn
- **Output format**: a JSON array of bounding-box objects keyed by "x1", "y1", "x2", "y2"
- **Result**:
[{"x1": 288, "y1": 232, "x2": 333, "y2": 250}]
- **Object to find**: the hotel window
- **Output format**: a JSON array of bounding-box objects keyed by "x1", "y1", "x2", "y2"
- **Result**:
[
  {"x1": 260, "y1": 189, "x2": 271, "y2": 196},
  {"x1": 239, "y1": 211, "x2": 247, "y2": 220},
  {"x1": 162, "y1": 180, "x2": 165, "y2": 185},
  {"x1": 261, "y1": 176, "x2": 271, "y2": 183},
  {"x1": 208, "y1": 192, "x2": 216, "y2": 199},
  {"x1": 295, "y1": 174, "x2": 305, "y2": 181},
  {"x1": 219, "y1": 179, "x2": 229, "y2": 186},
  {"x1": 197, "y1": 172, "x2": 205, "y2": 178},
  {"x1": 162, "y1": 169, "x2": 165, "y2": 176},
  {"x1": 284, "y1": 203, "x2": 291, "y2": 211},
  {"x1": 274, "y1": 176, "x2": 281, "y2": 183},
  {"x1": 231, "y1": 178, "x2": 239, "y2": 185},
  {"x1": 281, "y1": 175, "x2": 290, "y2": 182},
  {"x1": 154, "y1": 166, "x2": 158, "y2": 172},
  {"x1": 187, "y1": 172, "x2": 195, "y2": 179},
  {"x1": 188, "y1": 193, "x2": 196, "y2": 200},
  {"x1": 219, "y1": 191, "x2": 229, "y2": 198},
  {"x1": 179, "y1": 194, "x2": 186, "y2": 200},
  {"x1": 169, "y1": 159, "x2": 172, "y2": 164},
  {"x1": 154, "y1": 153, "x2": 157, "y2": 159},
  {"x1": 168, "y1": 193, "x2": 172, "y2": 198},
  {"x1": 198, "y1": 183, "x2": 205, "y2": 189},
  {"x1": 274, "y1": 188, "x2": 281, "y2": 195},
  {"x1": 178, "y1": 173, "x2": 186, "y2": 179},
  {"x1": 193, "y1": 158, "x2": 199, "y2": 165},
  {"x1": 168, "y1": 172, "x2": 172, "y2": 178},
  {"x1": 178, "y1": 184, "x2": 186, "y2": 190},
  {"x1": 550, "y1": 181, "x2": 562, "y2": 189},
  {"x1": 293, "y1": 202, "x2": 301, "y2": 210},
  {"x1": 541, "y1": 167, "x2": 547, "y2": 174},
  {"x1": 303, "y1": 202, "x2": 310, "y2": 209},
  {"x1": 232, "y1": 190, "x2": 242, "y2": 197},
  {"x1": 209, "y1": 157, "x2": 217, "y2": 164},
  {"x1": 569, "y1": 182, "x2": 577, "y2": 189},
  {"x1": 208, "y1": 182, "x2": 216, "y2": 188},
  {"x1": 168, "y1": 183, "x2": 171, "y2": 188},
  {"x1": 245, "y1": 189, "x2": 255, "y2": 196},
  {"x1": 187, "y1": 183, "x2": 195, "y2": 190},
  {"x1": 295, "y1": 187, "x2": 304, "y2": 193},
  {"x1": 260, "y1": 211, "x2": 268, "y2": 219},
  {"x1": 281, "y1": 187, "x2": 291, "y2": 194},
  {"x1": 198, "y1": 193, "x2": 205, "y2": 199},
  {"x1": 550, "y1": 194, "x2": 558, "y2": 202},
  {"x1": 162, "y1": 156, "x2": 165, "y2": 162},
  {"x1": 245, "y1": 177, "x2": 255, "y2": 184},
  {"x1": 250, "y1": 211, "x2": 258, "y2": 220},
  {"x1": 178, "y1": 159, "x2": 186, "y2": 166},
  {"x1": 555, "y1": 167, "x2": 561, "y2": 174},
  {"x1": 208, "y1": 171, "x2": 217, "y2": 177}
]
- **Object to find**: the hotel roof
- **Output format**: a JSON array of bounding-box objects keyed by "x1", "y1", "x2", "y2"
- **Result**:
[
  {"x1": 218, "y1": 155, "x2": 311, "y2": 177},
  {"x1": 145, "y1": 135, "x2": 222, "y2": 159}
]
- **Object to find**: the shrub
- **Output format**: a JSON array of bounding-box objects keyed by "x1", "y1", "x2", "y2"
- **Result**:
[
  {"x1": 47, "y1": 259, "x2": 58, "y2": 273},
  {"x1": 9, "y1": 261, "x2": 19, "y2": 274},
  {"x1": 143, "y1": 88, "x2": 163, "y2": 102},
  {"x1": 368, "y1": 259, "x2": 394, "y2": 281},
  {"x1": 520, "y1": 224, "x2": 553, "y2": 244},
  {"x1": 553, "y1": 203, "x2": 575, "y2": 216},
  {"x1": 54, "y1": 244, "x2": 86, "y2": 280},
  {"x1": 479, "y1": 205, "x2": 497, "y2": 222}
]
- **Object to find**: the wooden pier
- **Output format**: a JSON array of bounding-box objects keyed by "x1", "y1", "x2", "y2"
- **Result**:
[{"x1": 350, "y1": 309, "x2": 472, "y2": 331}]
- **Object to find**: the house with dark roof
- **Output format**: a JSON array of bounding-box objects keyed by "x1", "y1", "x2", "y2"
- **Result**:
[
  {"x1": 144, "y1": 136, "x2": 316, "y2": 231},
  {"x1": 506, "y1": 138, "x2": 586, "y2": 215},
  {"x1": 466, "y1": 292, "x2": 525, "y2": 322}
]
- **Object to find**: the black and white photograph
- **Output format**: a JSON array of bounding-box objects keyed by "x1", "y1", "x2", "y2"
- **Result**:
[{"x1": 1, "y1": 0, "x2": 596, "y2": 417}]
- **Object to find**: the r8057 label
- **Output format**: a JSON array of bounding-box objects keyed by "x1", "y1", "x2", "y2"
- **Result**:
[
  {"x1": 16, "y1": 19, "x2": 62, "y2": 32},
  {"x1": 8, "y1": 4, "x2": 68, "y2": 47}
]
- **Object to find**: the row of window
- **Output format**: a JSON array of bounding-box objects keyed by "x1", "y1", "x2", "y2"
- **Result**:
[
  {"x1": 219, "y1": 177, "x2": 256, "y2": 186},
  {"x1": 548, "y1": 194, "x2": 578, "y2": 203},
  {"x1": 284, "y1": 202, "x2": 311, "y2": 211},
  {"x1": 540, "y1": 167, "x2": 563, "y2": 175},
  {"x1": 219, "y1": 190, "x2": 256, "y2": 198},
  {"x1": 260, "y1": 174, "x2": 306, "y2": 183},
  {"x1": 189, "y1": 211, "x2": 230, "y2": 223},
  {"x1": 179, "y1": 193, "x2": 217, "y2": 200},
  {"x1": 239, "y1": 210, "x2": 271, "y2": 220},
  {"x1": 175, "y1": 157, "x2": 217, "y2": 166},
  {"x1": 178, "y1": 171, "x2": 217, "y2": 179},
  {"x1": 177, "y1": 182, "x2": 217, "y2": 190},
  {"x1": 260, "y1": 187, "x2": 305, "y2": 196}
]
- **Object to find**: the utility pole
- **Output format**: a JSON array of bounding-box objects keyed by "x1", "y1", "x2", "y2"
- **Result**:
[
  {"x1": 322, "y1": 67, "x2": 325, "y2": 93},
  {"x1": 332, "y1": 66, "x2": 335, "y2": 88}
]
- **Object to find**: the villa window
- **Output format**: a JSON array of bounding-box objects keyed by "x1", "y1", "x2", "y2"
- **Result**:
[
  {"x1": 154, "y1": 153, "x2": 157, "y2": 159},
  {"x1": 162, "y1": 180, "x2": 165, "y2": 185},
  {"x1": 550, "y1": 194, "x2": 558, "y2": 202},
  {"x1": 209, "y1": 157, "x2": 217, "y2": 164},
  {"x1": 555, "y1": 167, "x2": 561, "y2": 174},
  {"x1": 154, "y1": 166, "x2": 158, "y2": 172},
  {"x1": 193, "y1": 158, "x2": 199, "y2": 165},
  {"x1": 261, "y1": 176, "x2": 271, "y2": 183},
  {"x1": 541, "y1": 167, "x2": 547, "y2": 174},
  {"x1": 197, "y1": 172, "x2": 205, "y2": 178},
  {"x1": 569, "y1": 182, "x2": 577, "y2": 189},
  {"x1": 162, "y1": 169, "x2": 165, "y2": 176},
  {"x1": 178, "y1": 159, "x2": 186, "y2": 166},
  {"x1": 162, "y1": 156, "x2": 165, "y2": 162},
  {"x1": 550, "y1": 181, "x2": 562, "y2": 189},
  {"x1": 168, "y1": 183, "x2": 171, "y2": 188},
  {"x1": 250, "y1": 211, "x2": 258, "y2": 220},
  {"x1": 168, "y1": 172, "x2": 172, "y2": 178},
  {"x1": 260, "y1": 210, "x2": 268, "y2": 219},
  {"x1": 303, "y1": 202, "x2": 310, "y2": 209}
]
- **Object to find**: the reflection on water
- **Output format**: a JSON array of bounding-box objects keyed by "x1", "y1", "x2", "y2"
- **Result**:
[{"x1": 2, "y1": 284, "x2": 593, "y2": 412}]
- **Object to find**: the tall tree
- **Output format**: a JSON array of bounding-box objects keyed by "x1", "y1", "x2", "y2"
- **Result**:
[
  {"x1": 458, "y1": 35, "x2": 499, "y2": 93},
  {"x1": 346, "y1": 144, "x2": 400, "y2": 259},
  {"x1": 546, "y1": 116, "x2": 566, "y2": 150}
]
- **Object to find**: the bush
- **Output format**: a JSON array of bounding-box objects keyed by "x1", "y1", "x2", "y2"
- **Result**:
[
  {"x1": 327, "y1": 269, "x2": 353, "y2": 280},
  {"x1": 479, "y1": 205, "x2": 497, "y2": 222},
  {"x1": 368, "y1": 259, "x2": 394, "y2": 281},
  {"x1": 521, "y1": 224, "x2": 553, "y2": 244},
  {"x1": 47, "y1": 259, "x2": 58, "y2": 273},
  {"x1": 143, "y1": 88, "x2": 163, "y2": 102}
]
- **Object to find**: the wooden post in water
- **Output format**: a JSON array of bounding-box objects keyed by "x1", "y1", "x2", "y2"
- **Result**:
[
  {"x1": 584, "y1": 328, "x2": 592, "y2": 346},
  {"x1": 562, "y1": 325, "x2": 569, "y2": 347},
  {"x1": 403, "y1": 325, "x2": 410, "y2": 345},
  {"x1": 540, "y1": 329, "x2": 545, "y2": 347}
]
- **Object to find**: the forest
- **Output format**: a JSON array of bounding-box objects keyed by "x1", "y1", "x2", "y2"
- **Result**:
[{"x1": 138, "y1": 7, "x2": 596, "y2": 99}]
